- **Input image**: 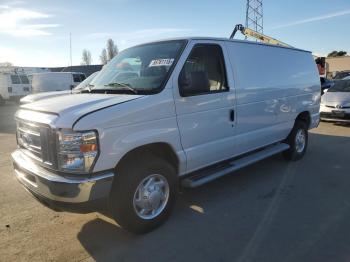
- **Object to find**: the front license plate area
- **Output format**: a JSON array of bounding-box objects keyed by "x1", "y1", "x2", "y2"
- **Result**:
[{"x1": 332, "y1": 110, "x2": 345, "y2": 117}]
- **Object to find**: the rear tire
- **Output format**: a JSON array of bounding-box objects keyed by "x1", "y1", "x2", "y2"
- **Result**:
[
  {"x1": 109, "y1": 155, "x2": 178, "y2": 234},
  {"x1": 283, "y1": 120, "x2": 308, "y2": 161}
]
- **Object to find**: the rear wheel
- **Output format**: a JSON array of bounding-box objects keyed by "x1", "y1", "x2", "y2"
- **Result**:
[
  {"x1": 283, "y1": 120, "x2": 308, "y2": 161},
  {"x1": 109, "y1": 155, "x2": 178, "y2": 234}
]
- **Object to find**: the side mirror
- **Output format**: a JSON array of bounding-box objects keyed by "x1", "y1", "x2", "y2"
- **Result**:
[{"x1": 179, "y1": 71, "x2": 210, "y2": 97}]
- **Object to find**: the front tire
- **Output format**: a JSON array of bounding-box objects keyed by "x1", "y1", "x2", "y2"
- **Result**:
[
  {"x1": 283, "y1": 120, "x2": 308, "y2": 161},
  {"x1": 109, "y1": 155, "x2": 178, "y2": 234}
]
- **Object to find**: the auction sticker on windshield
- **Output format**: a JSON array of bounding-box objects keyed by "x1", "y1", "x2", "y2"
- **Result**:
[{"x1": 149, "y1": 58, "x2": 174, "y2": 67}]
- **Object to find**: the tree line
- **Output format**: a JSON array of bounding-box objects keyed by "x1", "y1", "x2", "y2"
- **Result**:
[
  {"x1": 81, "y1": 38, "x2": 118, "y2": 65},
  {"x1": 327, "y1": 50, "x2": 347, "y2": 57}
]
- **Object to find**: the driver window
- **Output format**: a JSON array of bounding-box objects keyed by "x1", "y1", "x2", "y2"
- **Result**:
[{"x1": 179, "y1": 44, "x2": 228, "y2": 97}]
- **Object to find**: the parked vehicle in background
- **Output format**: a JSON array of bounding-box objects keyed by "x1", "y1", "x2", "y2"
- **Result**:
[
  {"x1": 342, "y1": 76, "x2": 350, "y2": 80},
  {"x1": 31, "y1": 72, "x2": 86, "y2": 93},
  {"x1": 20, "y1": 71, "x2": 99, "y2": 104},
  {"x1": 11, "y1": 38, "x2": 320, "y2": 234},
  {"x1": 320, "y1": 77, "x2": 334, "y2": 95},
  {"x1": 333, "y1": 71, "x2": 350, "y2": 80},
  {"x1": 0, "y1": 71, "x2": 31, "y2": 105},
  {"x1": 320, "y1": 79, "x2": 350, "y2": 122}
]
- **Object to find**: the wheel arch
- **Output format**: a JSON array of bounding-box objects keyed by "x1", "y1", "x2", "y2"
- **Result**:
[
  {"x1": 115, "y1": 142, "x2": 180, "y2": 175},
  {"x1": 295, "y1": 111, "x2": 311, "y2": 129}
]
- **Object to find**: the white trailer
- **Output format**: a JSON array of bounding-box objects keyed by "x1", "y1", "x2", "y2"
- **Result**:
[{"x1": 31, "y1": 72, "x2": 86, "y2": 93}]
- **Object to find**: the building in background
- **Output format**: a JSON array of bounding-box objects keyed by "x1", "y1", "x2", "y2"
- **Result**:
[{"x1": 325, "y1": 56, "x2": 350, "y2": 79}]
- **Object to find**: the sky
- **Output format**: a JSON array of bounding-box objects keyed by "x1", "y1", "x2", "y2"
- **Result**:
[{"x1": 0, "y1": 0, "x2": 349, "y2": 67}]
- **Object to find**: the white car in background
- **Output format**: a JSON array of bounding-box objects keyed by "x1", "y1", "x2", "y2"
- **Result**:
[
  {"x1": 20, "y1": 71, "x2": 99, "y2": 104},
  {"x1": 320, "y1": 79, "x2": 350, "y2": 122}
]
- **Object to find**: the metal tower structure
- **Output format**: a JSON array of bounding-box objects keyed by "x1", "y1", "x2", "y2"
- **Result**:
[{"x1": 245, "y1": 0, "x2": 263, "y2": 35}]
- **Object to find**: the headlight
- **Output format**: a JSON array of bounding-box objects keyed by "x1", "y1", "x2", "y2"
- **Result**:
[{"x1": 57, "y1": 130, "x2": 99, "y2": 173}]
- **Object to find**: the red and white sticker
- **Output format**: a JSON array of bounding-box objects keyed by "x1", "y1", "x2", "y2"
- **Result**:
[{"x1": 149, "y1": 58, "x2": 174, "y2": 67}]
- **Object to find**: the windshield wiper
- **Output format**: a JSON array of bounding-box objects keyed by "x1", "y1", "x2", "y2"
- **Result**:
[
  {"x1": 74, "y1": 84, "x2": 95, "y2": 93},
  {"x1": 104, "y1": 82, "x2": 138, "y2": 94}
]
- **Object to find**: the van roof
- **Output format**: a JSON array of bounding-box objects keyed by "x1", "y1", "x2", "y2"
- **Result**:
[{"x1": 136, "y1": 37, "x2": 311, "y2": 54}]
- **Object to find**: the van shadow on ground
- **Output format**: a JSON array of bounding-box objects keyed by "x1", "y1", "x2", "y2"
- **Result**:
[{"x1": 77, "y1": 131, "x2": 350, "y2": 262}]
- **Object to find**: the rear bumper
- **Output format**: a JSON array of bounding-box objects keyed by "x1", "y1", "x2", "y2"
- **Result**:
[
  {"x1": 11, "y1": 149, "x2": 114, "y2": 213},
  {"x1": 320, "y1": 112, "x2": 350, "y2": 123}
]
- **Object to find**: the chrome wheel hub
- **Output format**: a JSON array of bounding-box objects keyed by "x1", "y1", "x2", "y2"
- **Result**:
[
  {"x1": 295, "y1": 129, "x2": 306, "y2": 153},
  {"x1": 133, "y1": 174, "x2": 169, "y2": 220}
]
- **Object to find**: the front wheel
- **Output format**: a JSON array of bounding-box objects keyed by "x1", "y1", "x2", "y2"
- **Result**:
[
  {"x1": 109, "y1": 156, "x2": 178, "y2": 234},
  {"x1": 283, "y1": 121, "x2": 308, "y2": 161}
]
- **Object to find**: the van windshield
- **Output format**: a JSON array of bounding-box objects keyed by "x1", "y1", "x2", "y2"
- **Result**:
[
  {"x1": 89, "y1": 40, "x2": 186, "y2": 95},
  {"x1": 11, "y1": 75, "x2": 21, "y2": 84},
  {"x1": 20, "y1": 75, "x2": 29, "y2": 84}
]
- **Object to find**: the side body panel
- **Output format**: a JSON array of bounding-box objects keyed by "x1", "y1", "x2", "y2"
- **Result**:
[{"x1": 225, "y1": 41, "x2": 320, "y2": 154}]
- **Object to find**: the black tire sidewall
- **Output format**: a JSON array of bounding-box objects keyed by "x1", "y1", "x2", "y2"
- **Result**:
[
  {"x1": 109, "y1": 156, "x2": 178, "y2": 234},
  {"x1": 284, "y1": 121, "x2": 308, "y2": 161}
]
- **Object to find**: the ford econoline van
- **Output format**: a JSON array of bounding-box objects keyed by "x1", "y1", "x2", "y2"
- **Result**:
[{"x1": 12, "y1": 38, "x2": 320, "y2": 233}]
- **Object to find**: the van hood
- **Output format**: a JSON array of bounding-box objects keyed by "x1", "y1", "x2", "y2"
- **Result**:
[
  {"x1": 19, "y1": 93, "x2": 144, "y2": 127},
  {"x1": 322, "y1": 92, "x2": 350, "y2": 104},
  {"x1": 21, "y1": 90, "x2": 71, "y2": 104}
]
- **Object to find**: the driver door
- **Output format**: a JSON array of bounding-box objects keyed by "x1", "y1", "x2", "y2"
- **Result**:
[{"x1": 173, "y1": 40, "x2": 236, "y2": 173}]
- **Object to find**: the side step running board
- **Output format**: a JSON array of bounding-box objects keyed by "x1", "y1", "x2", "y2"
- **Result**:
[{"x1": 181, "y1": 143, "x2": 290, "y2": 188}]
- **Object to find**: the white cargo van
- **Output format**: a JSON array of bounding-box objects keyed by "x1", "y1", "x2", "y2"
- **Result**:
[
  {"x1": 12, "y1": 38, "x2": 320, "y2": 233},
  {"x1": 31, "y1": 72, "x2": 86, "y2": 93},
  {"x1": 20, "y1": 71, "x2": 99, "y2": 104},
  {"x1": 0, "y1": 72, "x2": 31, "y2": 105}
]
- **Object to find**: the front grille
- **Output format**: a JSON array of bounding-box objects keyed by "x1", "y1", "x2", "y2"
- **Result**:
[
  {"x1": 16, "y1": 120, "x2": 56, "y2": 167},
  {"x1": 17, "y1": 121, "x2": 42, "y2": 159}
]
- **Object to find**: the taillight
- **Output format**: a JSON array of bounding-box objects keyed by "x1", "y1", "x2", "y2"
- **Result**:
[{"x1": 8, "y1": 87, "x2": 12, "y2": 93}]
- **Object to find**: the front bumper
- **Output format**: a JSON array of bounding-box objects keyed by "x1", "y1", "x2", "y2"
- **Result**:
[{"x1": 11, "y1": 149, "x2": 115, "y2": 213}]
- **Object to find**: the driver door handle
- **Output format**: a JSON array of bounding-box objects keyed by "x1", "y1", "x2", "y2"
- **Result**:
[{"x1": 230, "y1": 109, "x2": 235, "y2": 122}]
